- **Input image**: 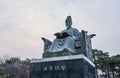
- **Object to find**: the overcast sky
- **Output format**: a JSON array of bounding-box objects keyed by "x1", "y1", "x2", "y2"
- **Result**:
[{"x1": 0, "y1": 0, "x2": 120, "y2": 59}]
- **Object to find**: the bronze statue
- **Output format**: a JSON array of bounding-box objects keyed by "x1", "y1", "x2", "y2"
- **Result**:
[{"x1": 42, "y1": 16, "x2": 95, "y2": 61}]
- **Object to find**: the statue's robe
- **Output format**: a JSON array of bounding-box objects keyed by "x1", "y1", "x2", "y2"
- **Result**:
[{"x1": 48, "y1": 27, "x2": 80, "y2": 53}]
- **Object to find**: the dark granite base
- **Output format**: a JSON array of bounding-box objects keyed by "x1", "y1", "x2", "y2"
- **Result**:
[{"x1": 30, "y1": 55, "x2": 96, "y2": 78}]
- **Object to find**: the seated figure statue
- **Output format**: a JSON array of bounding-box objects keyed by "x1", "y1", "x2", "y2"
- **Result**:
[{"x1": 42, "y1": 16, "x2": 81, "y2": 53}]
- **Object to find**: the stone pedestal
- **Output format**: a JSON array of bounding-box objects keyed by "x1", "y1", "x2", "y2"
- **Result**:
[
  {"x1": 42, "y1": 51, "x2": 75, "y2": 58},
  {"x1": 30, "y1": 55, "x2": 95, "y2": 78}
]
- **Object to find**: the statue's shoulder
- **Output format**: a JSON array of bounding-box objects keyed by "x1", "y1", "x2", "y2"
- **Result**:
[
  {"x1": 72, "y1": 27, "x2": 78, "y2": 30},
  {"x1": 71, "y1": 27, "x2": 79, "y2": 32}
]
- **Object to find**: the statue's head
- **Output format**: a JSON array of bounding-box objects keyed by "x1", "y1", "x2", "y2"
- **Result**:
[{"x1": 65, "y1": 16, "x2": 72, "y2": 29}]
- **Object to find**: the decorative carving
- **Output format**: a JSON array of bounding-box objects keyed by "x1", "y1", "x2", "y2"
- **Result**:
[{"x1": 42, "y1": 37, "x2": 52, "y2": 52}]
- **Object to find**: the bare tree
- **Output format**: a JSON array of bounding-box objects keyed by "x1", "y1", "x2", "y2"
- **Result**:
[{"x1": 0, "y1": 55, "x2": 9, "y2": 64}]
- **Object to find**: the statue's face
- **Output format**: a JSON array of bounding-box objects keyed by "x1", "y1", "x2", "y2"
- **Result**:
[{"x1": 65, "y1": 19, "x2": 71, "y2": 29}]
